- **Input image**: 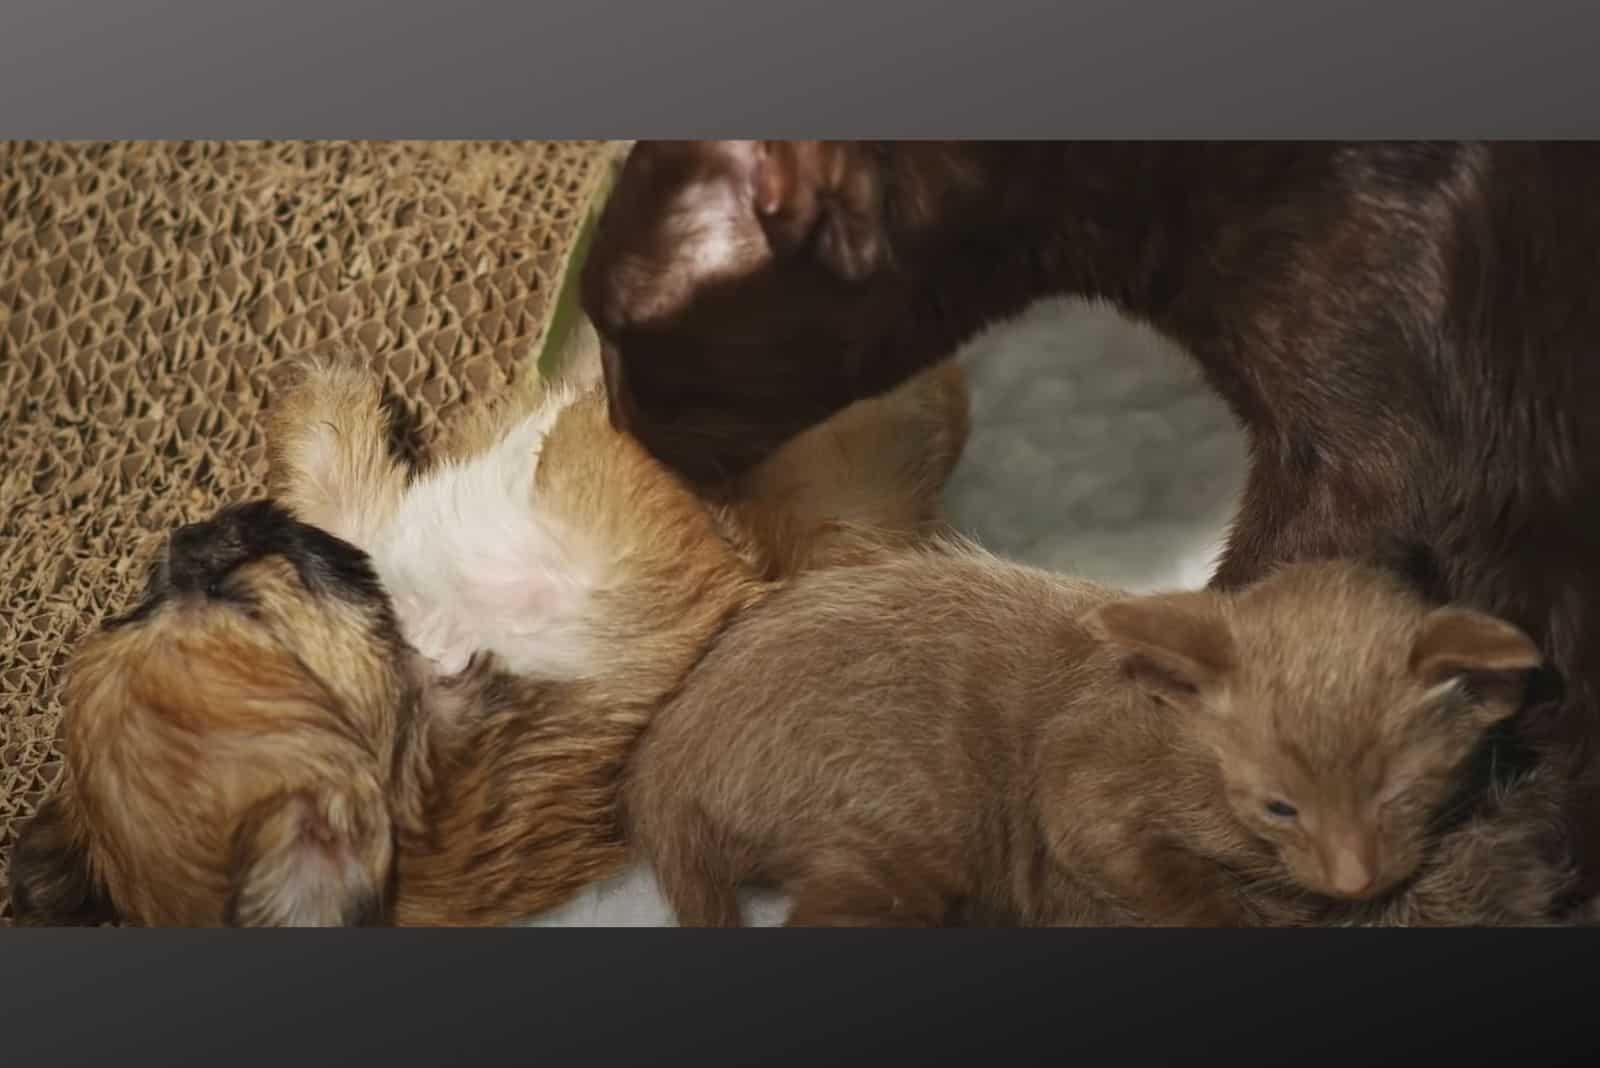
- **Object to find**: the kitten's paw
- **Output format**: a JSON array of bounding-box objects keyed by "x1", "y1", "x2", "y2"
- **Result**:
[
  {"x1": 265, "y1": 355, "x2": 398, "y2": 529},
  {"x1": 267, "y1": 356, "x2": 386, "y2": 462}
]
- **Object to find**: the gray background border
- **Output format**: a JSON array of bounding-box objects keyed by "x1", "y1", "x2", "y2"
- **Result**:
[
  {"x1": 3, "y1": 0, "x2": 1598, "y2": 1061},
  {"x1": 2, "y1": 0, "x2": 1598, "y2": 137}
]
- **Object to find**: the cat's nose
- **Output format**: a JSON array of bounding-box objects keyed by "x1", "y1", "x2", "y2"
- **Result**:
[{"x1": 1322, "y1": 831, "x2": 1379, "y2": 897}]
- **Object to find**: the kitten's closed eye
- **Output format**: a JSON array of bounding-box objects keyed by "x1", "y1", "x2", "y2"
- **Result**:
[{"x1": 1264, "y1": 799, "x2": 1298, "y2": 820}]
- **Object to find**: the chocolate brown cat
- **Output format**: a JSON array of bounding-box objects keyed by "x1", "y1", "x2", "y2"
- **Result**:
[{"x1": 582, "y1": 140, "x2": 1600, "y2": 894}]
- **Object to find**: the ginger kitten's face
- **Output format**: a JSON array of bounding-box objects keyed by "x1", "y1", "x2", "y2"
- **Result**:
[
  {"x1": 1196, "y1": 682, "x2": 1506, "y2": 901},
  {"x1": 9, "y1": 499, "x2": 415, "y2": 927},
  {"x1": 1088, "y1": 561, "x2": 1545, "y2": 904}
]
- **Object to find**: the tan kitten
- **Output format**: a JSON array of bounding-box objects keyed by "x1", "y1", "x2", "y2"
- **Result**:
[{"x1": 625, "y1": 545, "x2": 1569, "y2": 927}]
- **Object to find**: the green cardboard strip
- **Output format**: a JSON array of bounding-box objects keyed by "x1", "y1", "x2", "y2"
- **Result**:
[{"x1": 532, "y1": 144, "x2": 626, "y2": 381}]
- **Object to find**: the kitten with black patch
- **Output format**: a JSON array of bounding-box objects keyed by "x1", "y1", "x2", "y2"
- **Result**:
[{"x1": 9, "y1": 341, "x2": 969, "y2": 925}]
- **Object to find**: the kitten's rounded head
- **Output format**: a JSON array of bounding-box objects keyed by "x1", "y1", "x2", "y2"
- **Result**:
[
  {"x1": 9, "y1": 500, "x2": 415, "y2": 927},
  {"x1": 579, "y1": 140, "x2": 904, "y2": 484},
  {"x1": 1086, "y1": 560, "x2": 1545, "y2": 903}
]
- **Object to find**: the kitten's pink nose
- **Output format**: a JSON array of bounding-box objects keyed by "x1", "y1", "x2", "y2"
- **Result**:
[{"x1": 1322, "y1": 833, "x2": 1379, "y2": 898}]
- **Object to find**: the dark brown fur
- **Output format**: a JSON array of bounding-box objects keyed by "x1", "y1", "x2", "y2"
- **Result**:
[
  {"x1": 582, "y1": 140, "x2": 1600, "y2": 894},
  {"x1": 625, "y1": 548, "x2": 1573, "y2": 927}
]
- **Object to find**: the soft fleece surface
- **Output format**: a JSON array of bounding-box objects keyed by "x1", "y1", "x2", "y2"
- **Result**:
[{"x1": 524, "y1": 296, "x2": 1252, "y2": 926}]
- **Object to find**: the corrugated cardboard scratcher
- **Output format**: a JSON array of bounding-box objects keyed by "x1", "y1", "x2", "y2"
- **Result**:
[{"x1": 0, "y1": 140, "x2": 626, "y2": 922}]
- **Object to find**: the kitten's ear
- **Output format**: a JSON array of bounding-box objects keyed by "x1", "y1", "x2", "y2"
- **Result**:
[
  {"x1": 1085, "y1": 595, "x2": 1236, "y2": 703},
  {"x1": 223, "y1": 787, "x2": 393, "y2": 927},
  {"x1": 8, "y1": 793, "x2": 120, "y2": 926},
  {"x1": 1409, "y1": 606, "x2": 1544, "y2": 720},
  {"x1": 748, "y1": 141, "x2": 886, "y2": 281}
]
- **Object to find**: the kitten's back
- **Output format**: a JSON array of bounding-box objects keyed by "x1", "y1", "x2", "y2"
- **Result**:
[{"x1": 625, "y1": 542, "x2": 1117, "y2": 900}]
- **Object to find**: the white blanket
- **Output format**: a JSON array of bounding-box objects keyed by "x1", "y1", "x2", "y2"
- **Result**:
[{"x1": 522, "y1": 296, "x2": 1251, "y2": 927}]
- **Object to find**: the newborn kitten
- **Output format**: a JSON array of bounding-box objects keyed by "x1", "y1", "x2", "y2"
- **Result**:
[{"x1": 626, "y1": 547, "x2": 1569, "y2": 927}]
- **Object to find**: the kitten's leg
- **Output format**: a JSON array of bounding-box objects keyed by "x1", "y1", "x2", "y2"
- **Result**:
[
  {"x1": 1109, "y1": 843, "x2": 1254, "y2": 927},
  {"x1": 655, "y1": 853, "x2": 744, "y2": 928},
  {"x1": 783, "y1": 907, "x2": 937, "y2": 927},
  {"x1": 729, "y1": 360, "x2": 972, "y2": 576},
  {"x1": 266, "y1": 357, "x2": 410, "y2": 549},
  {"x1": 780, "y1": 861, "x2": 954, "y2": 928},
  {"x1": 634, "y1": 805, "x2": 745, "y2": 928},
  {"x1": 783, "y1": 897, "x2": 946, "y2": 928}
]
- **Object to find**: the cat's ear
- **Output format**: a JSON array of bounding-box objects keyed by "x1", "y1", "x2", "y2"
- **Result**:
[
  {"x1": 1084, "y1": 594, "x2": 1236, "y2": 705},
  {"x1": 223, "y1": 786, "x2": 393, "y2": 927},
  {"x1": 8, "y1": 792, "x2": 120, "y2": 926},
  {"x1": 1409, "y1": 605, "x2": 1544, "y2": 721},
  {"x1": 747, "y1": 141, "x2": 886, "y2": 281}
]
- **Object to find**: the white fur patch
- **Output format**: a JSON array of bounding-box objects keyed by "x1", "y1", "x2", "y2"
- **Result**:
[{"x1": 367, "y1": 385, "x2": 607, "y2": 680}]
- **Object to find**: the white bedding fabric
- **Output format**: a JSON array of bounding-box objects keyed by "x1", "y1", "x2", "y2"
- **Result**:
[{"x1": 520, "y1": 296, "x2": 1251, "y2": 926}]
